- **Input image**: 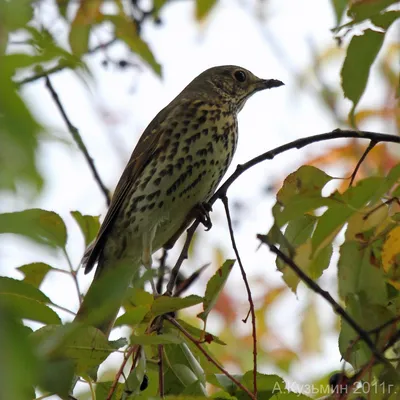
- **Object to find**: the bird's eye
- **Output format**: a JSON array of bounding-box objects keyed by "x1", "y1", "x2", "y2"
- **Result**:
[{"x1": 234, "y1": 70, "x2": 247, "y2": 82}]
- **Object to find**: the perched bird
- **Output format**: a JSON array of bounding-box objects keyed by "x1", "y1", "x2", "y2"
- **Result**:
[{"x1": 75, "y1": 65, "x2": 283, "y2": 336}]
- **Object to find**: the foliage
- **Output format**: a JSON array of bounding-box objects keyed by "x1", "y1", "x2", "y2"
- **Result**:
[{"x1": 0, "y1": 0, "x2": 399, "y2": 399}]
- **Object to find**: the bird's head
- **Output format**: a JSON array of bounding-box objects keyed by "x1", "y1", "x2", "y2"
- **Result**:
[{"x1": 185, "y1": 65, "x2": 284, "y2": 112}]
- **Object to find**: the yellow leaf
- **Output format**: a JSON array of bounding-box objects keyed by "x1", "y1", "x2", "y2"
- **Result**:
[
  {"x1": 345, "y1": 202, "x2": 389, "y2": 241},
  {"x1": 382, "y1": 225, "x2": 400, "y2": 289},
  {"x1": 301, "y1": 300, "x2": 321, "y2": 354}
]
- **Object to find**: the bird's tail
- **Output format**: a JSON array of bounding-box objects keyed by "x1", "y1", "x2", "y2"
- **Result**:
[{"x1": 74, "y1": 257, "x2": 136, "y2": 337}]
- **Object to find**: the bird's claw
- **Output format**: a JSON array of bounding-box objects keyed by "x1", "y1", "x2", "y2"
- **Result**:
[{"x1": 194, "y1": 202, "x2": 213, "y2": 231}]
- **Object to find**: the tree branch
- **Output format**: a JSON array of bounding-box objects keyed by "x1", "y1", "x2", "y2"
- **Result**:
[
  {"x1": 45, "y1": 75, "x2": 111, "y2": 206},
  {"x1": 165, "y1": 129, "x2": 399, "y2": 295},
  {"x1": 221, "y1": 195, "x2": 258, "y2": 397},
  {"x1": 257, "y1": 234, "x2": 390, "y2": 367},
  {"x1": 214, "y1": 130, "x2": 399, "y2": 200},
  {"x1": 16, "y1": 38, "x2": 118, "y2": 86},
  {"x1": 348, "y1": 139, "x2": 377, "y2": 187}
]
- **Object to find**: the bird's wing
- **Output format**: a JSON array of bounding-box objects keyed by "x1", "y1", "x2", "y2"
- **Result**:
[{"x1": 83, "y1": 100, "x2": 183, "y2": 275}]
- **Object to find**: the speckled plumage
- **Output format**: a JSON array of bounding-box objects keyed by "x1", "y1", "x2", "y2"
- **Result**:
[{"x1": 76, "y1": 65, "x2": 283, "y2": 335}]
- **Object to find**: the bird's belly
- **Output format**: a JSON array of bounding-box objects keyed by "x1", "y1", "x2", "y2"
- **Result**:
[{"x1": 107, "y1": 116, "x2": 237, "y2": 261}]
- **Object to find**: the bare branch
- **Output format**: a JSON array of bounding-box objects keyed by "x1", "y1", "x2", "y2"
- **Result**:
[
  {"x1": 166, "y1": 221, "x2": 199, "y2": 295},
  {"x1": 221, "y1": 195, "x2": 258, "y2": 397},
  {"x1": 165, "y1": 129, "x2": 399, "y2": 295},
  {"x1": 348, "y1": 140, "x2": 377, "y2": 187},
  {"x1": 45, "y1": 75, "x2": 111, "y2": 206},
  {"x1": 257, "y1": 234, "x2": 391, "y2": 367},
  {"x1": 156, "y1": 249, "x2": 168, "y2": 294},
  {"x1": 214, "y1": 130, "x2": 399, "y2": 200}
]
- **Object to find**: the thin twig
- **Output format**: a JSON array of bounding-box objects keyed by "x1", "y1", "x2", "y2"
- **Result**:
[
  {"x1": 368, "y1": 315, "x2": 400, "y2": 335},
  {"x1": 157, "y1": 249, "x2": 168, "y2": 294},
  {"x1": 257, "y1": 235, "x2": 390, "y2": 367},
  {"x1": 221, "y1": 195, "x2": 258, "y2": 397},
  {"x1": 45, "y1": 75, "x2": 111, "y2": 206},
  {"x1": 363, "y1": 197, "x2": 400, "y2": 220},
  {"x1": 166, "y1": 222, "x2": 199, "y2": 295},
  {"x1": 63, "y1": 249, "x2": 82, "y2": 304},
  {"x1": 106, "y1": 344, "x2": 140, "y2": 400},
  {"x1": 174, "y1": 263, "x2": 210, "y2": 297},
  {"x1": 158, "y1": 345, "x2": 164, "y2": 398},
  {"x1": 166, "y1": 316, "x2": 256, "y2": 400},
  {"x1": 212, "y1": 130, "x2": 399, "y2": 201},
  {"x1": 348, "y1": 140, "x2": 377, "y2": 187},
  {"x1": 16, "y1": 38, "x2": 118, "y2": 86}
]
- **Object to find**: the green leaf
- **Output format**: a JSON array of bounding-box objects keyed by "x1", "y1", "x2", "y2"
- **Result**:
[
  {"x1": 338, "y1": 294, "x2": 393, "y2": 367},
  {"x1": 284, "y1": 214, "x2": 318, "y2": 246},
  {"x1": 198, "y1": 260, "x2": 235, "y2": 322},
  {"x1": 273, "y1": 166, "x2": 332, "y2": 226},
  {"x1": 114, "y1": 305, "x2": 150, "y2": 327},
  {"x1": 103, "y1": 14, "x2": 161, "y2": 75},
  {"x1": 0, "y1": 64, "x2": 43, "y2": 192},
  {"x1": 152, "y1": 294, "x2": 203, "y2": 317},
  {"x1": 196, "y1": 0, "x2": 217, "y2": 21},
  {"x1": 330, "y1": 0, "x2": 347, "y2": 25},
  {"x1": 37, "y1": 358, "x2": 75, "y2": 398},
  {"x1": 371, "y1": 10, "x2": 400, "y2": 30},
  {"x1": 0, "y1": 304, "x2": 38, "y2": 400},
  {"x1": 278, "y1": 240, "x2": 333, "y2": 293},
  {"x1": 241, "y1": 372, "x2": 286, "y2": 398},
  {"x1": 70, "y1": 211, "x2": 100, "y2": 247},
  {"x1": 123, "y1": 287, "x2": 154, "y2": 310},
  {"x1": 96, "y1": 381, "x2": 125, "y2": 400},
  {"x1": 69, "y1": 0, "x2": 102, "y2": 56},
  {"x1": 338, "y1": 241, "x2": 387, "y2": 306},
  {"x1": 1, "y1": 294, "x2": 61, "y2": 324},
  {"x1": 341, "y1": 29, "x2": 385, "y2": 118},
  {"x1": 348, "y1": 0, "x2": 398, "y2": 22},
  {"x1": 108, "y1": 337, "x2": 128, "y2": 350},
  {"x1": 0, "y1": 276, "x2": 51, "y2": 303},
  {"x1": 0, "y1": 279, "x2": 61, "y2": 323},
  {"x1": 0, "y1": 0, "x2": 33, "y2": 32},
  {"x1": 172, "y1": 319, "x2": 226, "y2": 345},
  {"x1": 32, "y1": 325, "x2": 114, "y2": 374},
  {"x1": 122, "y1": 349, "x2": 146, "y2": 396},
  {"x1": 163, "y1": 343, "x2": 207, "y2": 395},
  {"x1": 17, "y1": 262, "x2": 53, "y2": 288},
  {"x1": 0, "y1": 209, "x2": 67, "y2": 248},
  {"x1": 130, "y1": 333, "x2": 183, "y2": 345},
  {"x1": 312, "y1": 177, "x2": 382, "y2": 254},
  {"x1": 63, "y1": 326, "x2": 114, "y2": 373},
  {"x1": 207, "y1": 373, "x2": 239, "y2": 394}
]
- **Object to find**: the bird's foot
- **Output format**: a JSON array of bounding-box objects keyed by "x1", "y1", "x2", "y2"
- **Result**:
[{"x1": 193, "y1": 202, "x2": 213, "y2": 231}]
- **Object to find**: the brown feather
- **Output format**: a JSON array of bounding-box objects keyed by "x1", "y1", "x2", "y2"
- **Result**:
[{"x1": 83, "y1": 98, "x2": 189, "y2": 276}]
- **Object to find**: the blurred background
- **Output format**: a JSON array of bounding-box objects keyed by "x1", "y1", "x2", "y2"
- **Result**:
[{"x1": 1, "y1": 0, "x2": 399, "y2": 398}]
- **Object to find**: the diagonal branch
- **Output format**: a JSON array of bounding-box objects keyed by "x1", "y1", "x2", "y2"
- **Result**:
[
  {"x1": 45, "y1": 75, "x2": 111, "y2": 206},
  {"x1": 165, "y1": 129, "x2": 399, "y2": 294},
  {"x1": 221, "y1": 195, "x2": 258, "y2": 397},
  {"x1": 214, "y1": 130, "x2": 399, "y2": 200},
  {"x1": 348, "y1": 140, "x2": 377, "y2": 187},
  {"x1": 257, "y1": 234, "x2": 391, "y2": 367}
]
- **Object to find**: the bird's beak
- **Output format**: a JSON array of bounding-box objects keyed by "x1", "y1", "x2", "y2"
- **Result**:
[{"x1": 256, "y1": 79, "x2": 284, "y2": 91}]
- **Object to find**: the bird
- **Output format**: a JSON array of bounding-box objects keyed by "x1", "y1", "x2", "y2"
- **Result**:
[{"x1": 75, "y1": 65, "x2": 284, "y2": 336}]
